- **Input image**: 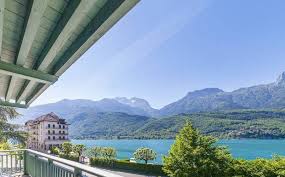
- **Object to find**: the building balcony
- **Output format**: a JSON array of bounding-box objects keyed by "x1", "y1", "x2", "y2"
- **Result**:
[
  {"x1": 44, "y1": 138, "x2": 70, "y2": 142},
  {"x1": 46, "y1": 127, "x2": 69, "y2": 130},
  {"x1": 46, "y1": 133, "x2": 68, "y2": 135},
  {"x1": 0, "y1": 149, "x2": 121, "y2": 177}
]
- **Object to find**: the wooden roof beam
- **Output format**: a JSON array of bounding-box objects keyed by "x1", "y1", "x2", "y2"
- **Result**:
[
  {"x1": 0, "y1": 100, "x2": 27, "y2": 108},
  {"x1": 26, "y1": 0, "x2": 139, "y2": 106},
  {"x1": 34, "y1": 0, "x2": 99, "y2": 71},
  {"x1": 0, "y1": 61, "x2": 58, "y2": 83},
  {"x1": 52, "y1": 0, "x2": 126, "y2": 75},
  {"x1": 16, "y1": 0, "x2": 97, "y2": 104},
  {"x1": 6, "y1": 0, "x2": 48, "y2": 101},
  {"x1": 0, "y1": 0, "x2": 4, "y2": 60},
  {"x1": 16, "y1": 0, "x2": 49, "y2": 66}
]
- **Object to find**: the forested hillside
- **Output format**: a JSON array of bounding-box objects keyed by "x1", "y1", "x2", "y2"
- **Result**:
[{"x1": 70, "y1": 110, "x2": 285, "y2": 139}]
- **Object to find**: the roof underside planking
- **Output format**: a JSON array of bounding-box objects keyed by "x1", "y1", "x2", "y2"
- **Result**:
[{"x1": 0, "y1": 0, "x2": 139, "y2": 108}]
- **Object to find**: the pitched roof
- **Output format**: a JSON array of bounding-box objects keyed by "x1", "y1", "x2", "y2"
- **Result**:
[{"x1": 25, "y1": 112, "x2": 66, "y2": 125}]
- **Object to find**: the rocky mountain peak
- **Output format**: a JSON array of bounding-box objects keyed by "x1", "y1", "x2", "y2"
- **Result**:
[
  {"x1": 276, "y1": 71, "x2": 285, "y2": 85},
  {"x1": 115, "y1": 97, "x2": 152, "y2": 109},
  {"x1": 186, "y1": 88, "x2": 224, "y2": 98}
]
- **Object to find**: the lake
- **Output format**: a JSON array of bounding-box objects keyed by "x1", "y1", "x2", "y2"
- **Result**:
[{"x1": 72, "y1": 139, "x2": 285, "y2": 164}]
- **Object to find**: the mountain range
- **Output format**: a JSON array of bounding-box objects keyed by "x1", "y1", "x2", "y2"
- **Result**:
[
  {"x1": 14, "y1": 71, "x2": 285, "y2": 138},
  {"x1": 18, "y1": 71, "x2": 285, "y2": 121}
]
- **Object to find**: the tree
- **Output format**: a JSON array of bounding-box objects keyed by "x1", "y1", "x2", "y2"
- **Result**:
[
  {"x1": 73, "y1": 144, "x2": 86, "y2": 157},
  {"x1": 62, "y1": 142, "x2": 73, "y2": 155},
  {"x1": 133, "y1": 147, "x2": 156, "y2": 164},
  {"x1": 163, "y1": 122, "x2": 233, "y2": 177},
  {"x1": 0, "y1": 106, "x2": 26, "y2": 144},
  {"x1": 84, "y1": 146, "x2": 102, "y2": 158},
  {"x1": 102, "y1": 147, "x2": 116, "y2": 159}
]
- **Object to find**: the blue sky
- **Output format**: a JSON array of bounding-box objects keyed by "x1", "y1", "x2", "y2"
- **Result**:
[{"x1": 33, "y1": 0, "x2": 285, "y2": 109}]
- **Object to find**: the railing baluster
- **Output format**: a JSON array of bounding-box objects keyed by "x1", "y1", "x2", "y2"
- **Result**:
[
  {"x1": 19, "y1": 153, "x2": 22, "y2": 172},
  {"x1": 56, "y1": 165, "x2": 59, "y2": 177},
  {"x1": 6, "y1": 155, "x2": 8, "y2": 173},
  {"x1": 24, "y1": 150, "x2": 27, "y2": 175},
  {"x1": 48, "y1": 159, "x2": 52, "y2": 177},
  {"x1": 10, "y1": 154, "x2": 13, "y2": 173},
  {"x1": 74, "y1": 167, "x2": 82, "y2": 177},
  {"x1": 52, "y1": 163, "x2": 55, "y2": 177},
  {"x1": 40, "y1": 159, "x2": 43, "y2": 177},
  {"x1": 46, "y1": 160, "x2": 48, "y2": 177},
  {"x1": 34, "y1": 155, "x2": 37, "y2": 177},
  {"x1": 10, "y1": 154, "x2": 13, "y2": 174},
  {"x1": 12, "y1": 154, "x2": 16, "y2": 172},
  {"x1": 55, "y1": 166, "x2": 58, "y2": 177},
  {"x1": 14, "y1": 154, "x2": 16, "y2": 172},
  {"x1": 1, "y1": 154, "x2": 3, "y2": 172}
]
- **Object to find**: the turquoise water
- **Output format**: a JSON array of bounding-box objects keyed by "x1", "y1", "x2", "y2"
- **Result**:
[{"x1": 72, "y1": 139, "x2": 285, "y2": 164}]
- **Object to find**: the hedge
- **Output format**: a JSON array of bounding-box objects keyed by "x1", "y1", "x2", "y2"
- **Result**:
[
  {"x1": 59, "y1": 154, "x2": 79, "y2": 162},
  {"x1": 90, "y1": 158, "x2": 165, "y2": 176}
]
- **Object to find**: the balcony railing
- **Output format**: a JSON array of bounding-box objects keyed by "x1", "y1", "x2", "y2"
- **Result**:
[
  {"x1": 0, "y1": 149, "x2": 122, "y2": 177},
  {"x1": 46, "y1": 133, "x2": 68, "y2": 135},
  {"x1": 45, "y1": 138, "x2": 70, "y2": 142},
  {"x1": 46, "y1": 127, "x2": 68, "y2": 130}
]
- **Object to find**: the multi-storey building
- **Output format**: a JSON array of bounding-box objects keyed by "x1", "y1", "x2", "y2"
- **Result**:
[{"x1": 25, "y1": 112, "x2": 69, "y2": 152}]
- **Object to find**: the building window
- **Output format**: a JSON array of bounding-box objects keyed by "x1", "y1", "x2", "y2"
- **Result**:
[
  {"x1": 63, "y1": 131, "x2": 65, "y2": 134},
  {"x1": 59, "y1": 125, "x2": 61, "y2": 129},
  {"x1": 59, "y1": 131, "x2": 61, "y2": 134},
  {"x1": 53, "y1": 124, "x2": 55, "y2": 128},
  {"x1": 53, "y1": 130, "x2": 55, "y2": 134},
  {"x1": 63, "y1": 136, "x2": 65, "y2": 140},
  {"x1": 48, "y1": 136, "x2": 50, "y2": 140},
  {"x1": 53, "y1": 136, "x2": 55, "y2": 140},
  {"x1": 63, "y1": 125, "x2": 65, "y2": 129},
  {"x1": 59, "y1": 136, "x2": 61, "y2": 140},
  {"x1": 48, "y1": 124, "x2": 50, "y2": 128}
]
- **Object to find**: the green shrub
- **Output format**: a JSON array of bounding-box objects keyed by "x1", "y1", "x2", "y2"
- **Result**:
[
  {"x1": 231, "y1": 157, "x2": 285, "y2": 177},
  {"x1": 50, "y1": 146, "x2": 60, "y2": 155},
  {"x1": 59, "y1": 153, "x2": 79, "y2": 162},
  {"x1": 62, "y1": 142, "x2": 73, "y2": 156},
  {"x1": 0, "y1": 142, "x2": 11, "y2": 150},
  {"x1": 90, "y1": 157, "x2": 116, "y2": 167},
  {"x1": 73, "y1": 144, "x2": 86, "y2": 157},
  {"x1": 115, "y1": 160, "x2": 164, "y2": 175},
  {"x1": 90, "y1": 157, "x2": 165, "y2": 176}
]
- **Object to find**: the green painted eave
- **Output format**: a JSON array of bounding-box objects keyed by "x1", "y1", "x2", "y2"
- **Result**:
[{"x1": 0, "y1": 0, "x2": 139, "y2": 108}]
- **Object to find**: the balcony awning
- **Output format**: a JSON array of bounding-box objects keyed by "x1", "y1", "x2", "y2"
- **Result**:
[{"x1": 0, "y1": 0, "x2": 139, "y2": 108}]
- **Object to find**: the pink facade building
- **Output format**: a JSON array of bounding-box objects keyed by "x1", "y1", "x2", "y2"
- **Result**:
[{"x1": 25, "y1": 112, "x2": 69, "y2": 152}]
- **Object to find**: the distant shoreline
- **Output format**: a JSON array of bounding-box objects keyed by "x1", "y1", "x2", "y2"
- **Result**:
[
  {"x1": 71, "y1": 139, "x2": 285, "y2": 162},
  {"x1": 70, "y1": 138, "x2": 285, "y2": 141}
]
